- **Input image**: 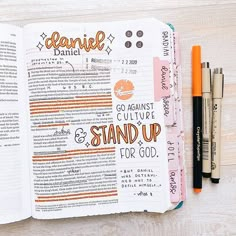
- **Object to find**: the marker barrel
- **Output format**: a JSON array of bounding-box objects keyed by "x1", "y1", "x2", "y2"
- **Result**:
[
  {"x1": 193, "y1": 97, "x2": 202, "y2": 189},
  {"x1": 192, "y1": 46, "x2": 202, "y2": 192}
]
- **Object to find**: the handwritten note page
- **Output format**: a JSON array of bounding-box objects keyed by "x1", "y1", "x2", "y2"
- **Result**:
[{"x1": 23, "y1": 18, "x2": 183, "y2": 219}]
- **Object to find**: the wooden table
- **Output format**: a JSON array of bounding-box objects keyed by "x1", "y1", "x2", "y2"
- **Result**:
[{"x1": 0, "y1": 1, "x2": 235, "y2": 235}]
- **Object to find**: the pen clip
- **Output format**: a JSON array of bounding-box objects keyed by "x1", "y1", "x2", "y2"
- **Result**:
[
  {"x1": 210, "y1": 69, "x2": 212, "y2": 89},
  {"x1": 222, "y1": 74, "x2": 224, "y2": 98}
]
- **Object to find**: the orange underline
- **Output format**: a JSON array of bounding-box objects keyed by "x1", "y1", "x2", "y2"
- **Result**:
[
  {"x1": 30, "y1": 110, "x2": 60, "y2": 115},
  {"x1": 30, "y1": 102, "x2": 113, "y2": 111},
  {"x1": 30, "y1": 96, "x2": 112, "y2": 105},
  {"x1": 35, "y1": 193, "x2": 118, "y2": 202},
  {"x1": 33, "y1": 157, "x2": 72, "y2": 162},
  {"x1": 38, "y1": 123, "x2": 69, "y2": 128},
  {"x1": 30, "y1": 99, "x2": 112, "y2": 107},
  {"x1": 38, "y1": 190, "x2": 117, "y2": 199},
  {"x1": 30, "y1": 104, "x2": 112, "y2": 114},
  {"x1": 65, "y1": 147, "x2": 115, "y2": 153},
  {"x1": 32, "y1": 150, "x2": 115, "y2": 159}
]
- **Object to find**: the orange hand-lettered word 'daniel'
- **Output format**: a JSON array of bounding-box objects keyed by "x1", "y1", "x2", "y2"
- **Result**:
[{"x1": 114, "y1": 80, "x2": 134, "y2": 100}]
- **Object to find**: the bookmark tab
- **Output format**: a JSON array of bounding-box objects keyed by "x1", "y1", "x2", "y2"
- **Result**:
[
  {"x1": 173, "y1": 32, "x2": 182, "y2": 98},
  {"x1": 173, "y1": 32, "x2": 180, "y2": 67},
  {"x1": 167, "y1": 134, "x2": 178, "y2": 169},
  {"x1": 163, "y1": 95, "x2": 175, "y2": 126},
  {"x1": 153, "y1": 57, "x2": 175, "y2": 126},
  {"x1": 153, "y1": 57, "x2": 170, "y2": 101},
  {"x1": 180, "y1": 169, "x2": 186, "y2": 201},
  {"x1": 167, "y1": 133, "x2": 181, "y2": 203}
]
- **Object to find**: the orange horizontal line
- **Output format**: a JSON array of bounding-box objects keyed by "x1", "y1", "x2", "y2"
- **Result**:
[
  {"x1": 30, "y1": 104, "x2": 112, "y2": 114},
  {"x1": 30, "y1": 110, "x2": 60, "y2": 115},
  {"x1": 38, "y1": 190, "x2": 117, "y2": 199},
  {"x1": 30, "y1": 96, "x2": 112, "y2": 105},
  {"x1": 35, "y1": 193, "x2": 118, "y2": 202},
  {"x1": 33, "y1": 157, "x2": 72, "y2": 162},
  {"x1": 32, "y1": 150, "x2": 115, "y2": 159},
  {"x1": 38, "y1": 123, "x2": 69, "y2": 128},
  {"x1": 30, "y1": 98, "x2": 112, "y2": 107},
  {"x1": 65, "y1": 147, "x2": 115, "y2": 153},
  {"x1": 30, "y1": 102, "x2": 113, "y2": 111}
]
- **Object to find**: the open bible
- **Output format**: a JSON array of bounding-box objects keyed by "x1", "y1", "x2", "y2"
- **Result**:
[{"x1": 0, "y1": 18, "x2": 185, "y2": 224}]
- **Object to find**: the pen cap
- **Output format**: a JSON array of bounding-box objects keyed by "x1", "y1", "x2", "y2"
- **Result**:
[
  {"x1": 192, "y1": 46, "x2": 202, "y2": 96},
  {"x1": 202, "y1": 62, "x2": 211, "y2": 93},
  {"x1": 213, "y1": 68, "x2": 224, "y2": 99}
]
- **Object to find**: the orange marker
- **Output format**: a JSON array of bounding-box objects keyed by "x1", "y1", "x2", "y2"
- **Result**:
[{"x1": 192, "y1": 46, "x2": 202, "y2": 193}]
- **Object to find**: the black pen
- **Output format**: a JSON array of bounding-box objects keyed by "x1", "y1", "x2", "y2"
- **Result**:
[
  {"x1": 211, "y1": 68, "x2": 224, "y2": 183},
  {"x1": 202, "y1": 62, "x2": 212, "y2": 178}
]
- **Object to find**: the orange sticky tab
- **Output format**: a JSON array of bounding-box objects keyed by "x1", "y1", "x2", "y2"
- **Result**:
[{"x1": 192, "y1": 46, "x2": 202, "y2": 96}]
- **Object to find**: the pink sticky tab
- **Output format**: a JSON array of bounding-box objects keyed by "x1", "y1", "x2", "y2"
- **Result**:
[
  {"x1": 163, "y1": 95, "x2": 175, "y2": 126},
  {"x1": 173, "y1": 99, "x2": 182, "y2": 135},
  {"x1": 153, "y1": 57, "x2": 162, "y2": 101},
  {"x1": 173, "y1": 32, "x2": 180, "y2": 66},
  {"x1": 173, "y1": 32, "x2": 182, "y2": 98},
  {"x1": 160, "y1": 60, "x2": 170, "y2": 97},
  {"x1": 166, "y1": 134, "x2": 178, "y2": 170},
  {"x1": 177, "y1": 69, "x2": 183, "y2": 98},
  {"x1": 167, "y1": 133, "x2": 181, "y2": 203},
  {"x1": 153, "y1": 57, "x2": 170, "y2": 101},
  {"x1": 169, "y1": 170, "x2": 180, "y2": 203},
  {"x1": 178, "y1": 136, "x2": 184, "y2": 169},
  {"x1": 178, "y1": 135, "x2": 184, "y2": 169},
  {"x1": 180, "y1": 169, "x2": 186, "y2": 201}
]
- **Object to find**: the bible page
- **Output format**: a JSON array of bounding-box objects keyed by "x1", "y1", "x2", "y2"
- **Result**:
[
  {"x1": 0, "y1": 24, "x2": 31, "y2": 224},
  {"x1": 24, "y1": 19, "x2": 171, "y2": 219}
]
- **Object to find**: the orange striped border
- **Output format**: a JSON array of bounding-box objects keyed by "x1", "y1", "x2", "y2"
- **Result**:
[
  {"x1": 30, "y1": 95, "x2": 112, "y2": 105},
  {"x1": 33, "y1": 147, "x2": 116, "y2": 159},
  {"x1": 38, "y1": 123, "x2": 69, "y2": 128},
  {"x1": 65, "y1": 147, "x2": 115, "y2": 153},
  {"x1": 30, "y1": 104, "x2": 112, "y2": 115},
  {"x1": 38, "y1": 190, "x2": 117, "y2": 199},
  {"x1": 30, "y1": 98, "x2": 112, "y2": 107},
  {"x1": 30, "y1": 102, "x2": 113, "y2": 111},
  {"x1": 30, "y1": 110, "x2": 60, "y2": 115},
  {"x1": 33, "y1": 150, "x2": 115, "y2": 159},
  {"x1": 33, "y1": 157, "x2": 72, "y2": 162}
]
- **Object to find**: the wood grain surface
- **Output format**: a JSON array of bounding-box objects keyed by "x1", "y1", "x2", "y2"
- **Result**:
[{"x1": 0, "y1": 1, "x2": 235, "y2": 235}]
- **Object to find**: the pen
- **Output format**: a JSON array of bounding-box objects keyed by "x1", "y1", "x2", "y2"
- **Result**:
[
  {"x1": 192, "y1": 45, "x2": 202, "y2": 193},
  {"x1": 202, "y1": 62, "x2": 212, "y2": 178},
  {"x1": 211, "y1": 68, "x2": 224, "y2": 183}
]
